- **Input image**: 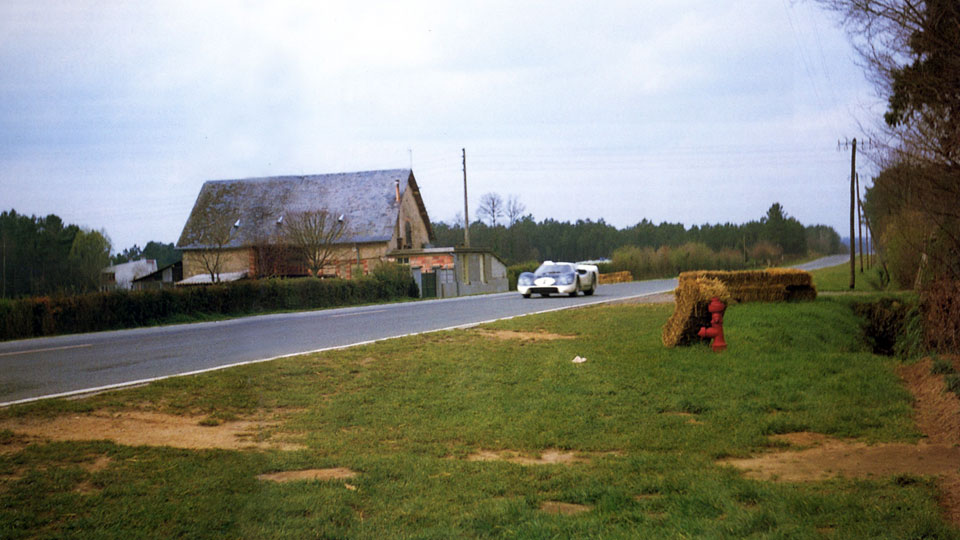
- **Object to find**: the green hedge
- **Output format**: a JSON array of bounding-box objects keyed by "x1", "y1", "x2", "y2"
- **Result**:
[
  {"x1": 0, "y1": 267, "x2": 418, "y2": 341},
  {"x1": 507, "y1": 261, "x2": 540, "y2": 291}
]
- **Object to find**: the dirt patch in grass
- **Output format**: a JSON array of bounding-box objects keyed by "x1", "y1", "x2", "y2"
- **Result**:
[
  {"x1": 662, "y1": 411, "x2": 704, "y2": 425},
  {"x1": 465, "y1": 448, "x2": 619, "y2": 465},
  {"x1": 472, "y1": 329, "x2": 577, "y2": 342},
  {"x1": 77, "y1": 454, "x2": 112, "y2": 473},
  {"x1": 257, "y1": 468, "x2": 357, "y2": 483},
  {"x1": 0, "y1": 431, "x2": 41, "y2": 455},
  {"x1": 539, "y1": 501, "x2": 591, "y2": 515},
  {"x1": 768, "y1": 431, "x2": 836, "y2": 447},
  {"x1": 467, "y1": 449, "x2": 587, "y2": 465},
  {"x1": 722, "y1": 357, "x2": 960, "y2": 526},
  {"x1": 897, "y1": 357, "x2": 960, "y2": 446},
  {"x1": 0, "y1": 411, "x2": 304, "y2": 451},
  {"x1": 722, "y1": 440, "x2": 960, "y2": 482}
]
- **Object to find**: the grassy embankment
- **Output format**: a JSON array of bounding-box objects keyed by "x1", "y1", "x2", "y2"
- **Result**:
[
  {"x1": 810, "y1": 262, "x2": 894, "y2": 293},
  {"x1": 0, "y1": 285, "x2": 955, "y2": 537}
]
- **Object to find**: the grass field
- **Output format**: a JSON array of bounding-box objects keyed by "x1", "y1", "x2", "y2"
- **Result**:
[
  {"x1": 809, "y1": 261, "x2": 893, "y2": 292},
  {"x1": 1, "y1": 296, "x2": 956, "y2": 538}
]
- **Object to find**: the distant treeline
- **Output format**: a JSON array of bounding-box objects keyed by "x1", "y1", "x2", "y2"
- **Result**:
[
  {"x1": 0, "y1": 210, "x2": 113, "y2": 299},
  {"x1": 0, "y1": 209, "x2": 181, "y2": 299},
  {"x1": 111, "y1": 241, "x2": 181, "y2": 268},
  {"x1": 433, "y1": 203, "x2": 843, "y2": 266}
]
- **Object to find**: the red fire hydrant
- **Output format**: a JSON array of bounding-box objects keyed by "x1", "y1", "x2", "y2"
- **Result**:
[{"x1": 698, "y1": 297, "x2": 727, "y2": 352}]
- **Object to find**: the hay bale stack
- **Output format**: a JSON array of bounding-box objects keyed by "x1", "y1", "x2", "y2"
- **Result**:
[
  {"x1": 679, "y1": 269, "x2": 816, "y2": 303},
  {"x1": 661, "y1": 269, "x2": 816, "y2": 348},
  {"x1": 662, "y1": 277, "x2": 731, "y2": 347},
  {"x1": 598, "y1": 271, "x2": 633, "y2": 284}
]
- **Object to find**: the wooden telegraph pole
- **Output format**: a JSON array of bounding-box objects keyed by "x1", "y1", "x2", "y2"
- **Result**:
[
  {"x1": 840, "y1": 137, "x2": 857, "y2": 289},
  {"x1": 857, "y1": 172, "x2": 864, "y2": 273},
  {"x1": 462, "y1": 148, "x2": 470, "y2": 248}
]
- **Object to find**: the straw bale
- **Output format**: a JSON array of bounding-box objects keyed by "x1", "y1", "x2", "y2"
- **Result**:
[
  {"x1": 663, "y1": 268, "x2": 816, "y2": 348},
  {"x1": 662, "y1": 278, "x2": 729, "y2": 347}
]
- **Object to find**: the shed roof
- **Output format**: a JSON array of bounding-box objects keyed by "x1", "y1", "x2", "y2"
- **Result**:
[{"x1": 177, "y1": 169, "x2": 432, "y2": 250}]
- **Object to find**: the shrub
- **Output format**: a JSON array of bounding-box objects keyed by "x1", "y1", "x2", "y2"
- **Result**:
[
  {"x1": 614, "y1": 243, "x2": 748, "y2": 281},
  {"x1": 853, "y1": 298, "x2": 912, "y2": 356},
  {"x1": 945, "y1": 374, "x2": 960, "y2": 396},
  {"x1": 920, "y1": 280, "x2": 960, "y2": 354},
  {"x1": 749, "y1": 241, "x2": 782, "y2": 266},
  {"x1": 507, "y1": 261, "x2": 540, "y2": 290},
  {"x1": 0, "y1": 269, "x2": 421, "y2": 341},
  {"x1": 930, "y1": 356, "x2": 956, "y2": 375}
]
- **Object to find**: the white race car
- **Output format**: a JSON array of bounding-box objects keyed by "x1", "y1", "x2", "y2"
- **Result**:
[{"x1": 517, "y1": 261, "x2": 599, "y2": 298}]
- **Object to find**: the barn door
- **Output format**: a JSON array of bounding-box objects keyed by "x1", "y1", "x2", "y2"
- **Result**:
[{"x1": 421, "y1": 272, "x2": 437, "y2": 298}]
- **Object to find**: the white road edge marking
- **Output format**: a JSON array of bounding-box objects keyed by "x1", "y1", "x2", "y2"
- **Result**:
[
  {"x1": 0, "y1": 289, "x2": 671, "y2": 407},
  {"x1": 0, "y1": 344, "x2": 92, "y2": 358},
  {"x1": 329, "y1": 309, "x2": 390, "y2": 318}
]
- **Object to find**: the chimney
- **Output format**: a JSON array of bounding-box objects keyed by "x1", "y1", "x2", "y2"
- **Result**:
[{"x1": 395, "y1": 179, "x2": 401, "y2": 204}]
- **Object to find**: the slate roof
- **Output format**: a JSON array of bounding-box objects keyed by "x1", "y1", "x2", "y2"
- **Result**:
[{"x1": 177, "y1": 169, "x2": 432, "y2": 250}]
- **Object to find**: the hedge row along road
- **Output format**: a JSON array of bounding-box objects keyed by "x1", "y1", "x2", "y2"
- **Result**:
[{"x1": 0, "y1": 256, "x2": 848, "y2": 406}]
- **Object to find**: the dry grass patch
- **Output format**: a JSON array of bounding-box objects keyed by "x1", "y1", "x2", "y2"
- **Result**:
[
  {"x1": 721, "y1": 438, "x2": 960, "y2": 482},
  {"x1": 0, "y1": 411, "x2": 304, "y2": 451},
  {"x1": 768, "y1": 431, "x2": 842, "y2": 448},
  {"x1": 470, "y1": 329, "x2": 577, "y2": 342},
  {"x1": 257, "y1": 468, "x2": 358, "y2": 483},
  {"x1": 661, "y1": 411, "x2": 704, "y2": 425},
  {"x1": 539, "y1": 501, "x2": 591, "y2": 515},
  {"x1": 465, "y1": 448, "x2": 619, "y2": 465}
]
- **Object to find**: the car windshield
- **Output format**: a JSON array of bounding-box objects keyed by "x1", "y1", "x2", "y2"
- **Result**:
[{"x1": 536, "y1": 264, "x2": 574, "y2": 275}]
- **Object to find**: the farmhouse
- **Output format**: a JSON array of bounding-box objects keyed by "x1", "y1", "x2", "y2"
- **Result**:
[{"x1": 176, "y1": 169, "x2": 433, "y2": 282}]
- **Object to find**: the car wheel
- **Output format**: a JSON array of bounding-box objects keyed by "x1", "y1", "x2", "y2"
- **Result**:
[
  {"x1": 583, "y1": 275, "x2": 596, "y2": 295},
  {"x1": 569, "y1": 279, "x2": 579, "y2": 297},
  {"x1": 540, "y1": 292, "x2": 550, "y2": 297},
  {"x1": 522, "y1": 293, "x2": 531, "y2": 298}
]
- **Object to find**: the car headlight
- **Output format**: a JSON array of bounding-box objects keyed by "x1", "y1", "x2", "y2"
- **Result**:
[
  {"x1": 518, "y1": 272, "x2": 535, "y2": 286},
  {"x1": 557, "y1": 273, "x2": 574, "y2": 285}
]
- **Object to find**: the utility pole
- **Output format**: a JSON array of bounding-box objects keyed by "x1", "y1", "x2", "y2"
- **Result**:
[
  {"x1": 462, "y1": 148, "x2": 470, "y2": 248},
  {"x1": 839, "y1": 138, "x2": 857, "y2": 289},
  {"x1": 857, "y1": 172, "x2": 864, "y2": 273},
  {"x1": 849, "y1": 138, "x2": 856, "y2": 289}
]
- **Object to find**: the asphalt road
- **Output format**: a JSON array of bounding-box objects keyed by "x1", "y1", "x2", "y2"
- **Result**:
[
  {"x1": 0, "y1": 255, "x2": 849, "y2": 406},
  {"x1": 0, "y1": 278, "x2": 677, "y2": 405}
]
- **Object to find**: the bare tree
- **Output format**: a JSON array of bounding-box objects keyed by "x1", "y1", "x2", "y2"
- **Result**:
[
  {"x1": 506, "y1": 195, "x2": 526, "y2": 226},
  {"x1": 815, "y1": 0, "x2": 960, "y2": 281},
  {"x1": 476, "y1": 192, "x2": 504, "y2": 227},
  {"x1": 285, "y1": 210, "x2": 348, "y2": 277},
  {"x1": 179, "y1": 185, "x2": 241, "y2": 283}
]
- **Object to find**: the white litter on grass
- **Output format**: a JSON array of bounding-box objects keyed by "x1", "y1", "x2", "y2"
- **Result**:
[{"x1": 572, "y1": 356, "x2": 587, "y2": 364}]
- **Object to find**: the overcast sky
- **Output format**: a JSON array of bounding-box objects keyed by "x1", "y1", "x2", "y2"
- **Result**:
[{"x1": 1, "y1": 1, "x2": 880, "y2": 252}]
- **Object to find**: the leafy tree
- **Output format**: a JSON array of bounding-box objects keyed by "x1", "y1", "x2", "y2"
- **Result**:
[
  {"x1": 142, "y1": 241, "x2": 181, "y2": 268},
  {"x1": 111, "y1": 244, "x2": 143, "y2": 265},
  {"x1": 69, "y1": 228, "x2": 112, "y2": 292},
  {"x1": 0, "y1": 209, "x2": 117, "y2": 297}
]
